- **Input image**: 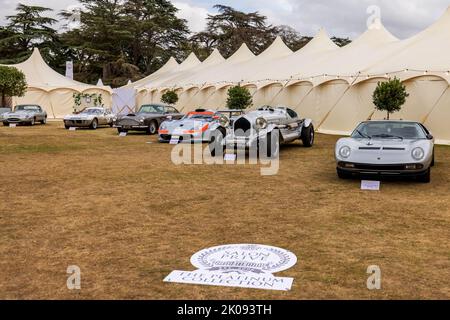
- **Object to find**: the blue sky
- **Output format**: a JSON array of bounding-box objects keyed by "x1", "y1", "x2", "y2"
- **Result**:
[{"x1": 1, "y1": 0, "x2": 450, "y2": 39}]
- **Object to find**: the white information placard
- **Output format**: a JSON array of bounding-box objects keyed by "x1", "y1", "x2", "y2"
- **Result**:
[
  {"x1": 361, "y1": 180, "x2": 381, "y2": 191},
  {"x1": 224, "y1": 154, "x2": 237, "y2": 161},
  {"x1": 9, "y1": 124, "x2": 17, "y2": 128},
  {"x1": 119, "y1": 132, "x2": 127, "y2": 137},
  {"x1": 69, "y1": 127, "x2": 77, "y2": 131},
  {"x1": 164, "y1": 270, "x2": 294, "y2": 291}
]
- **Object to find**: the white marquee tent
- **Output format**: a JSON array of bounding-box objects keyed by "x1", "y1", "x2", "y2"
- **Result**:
[
  {"x1": 124, "y1": 7, "x2": 450, "y2": 144},
  {"x1": 1, "y1": 48, "x2": 113, "y2": 118}
]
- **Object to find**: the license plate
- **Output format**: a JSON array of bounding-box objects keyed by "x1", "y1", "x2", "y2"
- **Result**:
[{"x1": 170, "y1": 136, "x2": 180, "y2": 144}]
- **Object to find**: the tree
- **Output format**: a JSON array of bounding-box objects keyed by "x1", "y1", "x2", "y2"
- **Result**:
[
  {"x1": 0, "y1": 4, "x2": 58, "y2": 64},
  {"x1": 161, "y1": 90, "x2": 179, "y2": 105},
  {"x1": 59, "y1": 0, "x2": 189, "y2": 86},
  {"x1": 191, "y1": 5, "x2": 277, "y2": 58},
  {"x1": 0, "y1": 66, "x2": 27, "y2": 107},
  {"x1": 226, "y1": 86, "x2": 252, "y2": 110},
  {"x1": 373, "y1": 77, "x2": 409, "y2": 120}
]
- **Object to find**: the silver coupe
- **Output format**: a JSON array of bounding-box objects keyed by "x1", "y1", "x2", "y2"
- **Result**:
[
  {"x1": 3, "y1": 105, "x2": 47, "y2": 126},
  {"x1": 63, "y1": 107, "x2": 116, "y2": 130},
  {"x1": 335, "y1": 120, "x2": 435, "y2": 183}
]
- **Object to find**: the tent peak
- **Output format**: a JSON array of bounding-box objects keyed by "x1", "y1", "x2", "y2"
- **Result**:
[
  {"x1": 295, "y1": 28, "x2": 338, "y2": 54},
  {"x1": 350, "y1": 23, "x2": 398, "y2": 47},
  {"x1": 258, "y1": 36, "x2": 293, "y2": 58},
  {"x1": 202, "y1": 49, "x2": 225, "y2": 65},
  {"x1": 227, "y1": 43, "x2": 255, "y2": 63},
  {"x1": 179, "y1": 52, "x2": 201, "y2": 68}
]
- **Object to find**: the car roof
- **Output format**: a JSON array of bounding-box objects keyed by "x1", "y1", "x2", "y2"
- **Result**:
[{"x1": 361, "y1": 120, "x2": 420, "y2": 125}]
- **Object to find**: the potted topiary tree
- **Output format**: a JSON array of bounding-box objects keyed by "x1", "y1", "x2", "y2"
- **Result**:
[
  {"x1": 372, "y1": 77, "x2": 409, "y2": 120},
  {"x1": 161, "y1": 90, "x2": 179, "y2": 106},
  {"x1": 0, "y1": 66, "x2": 27, "y2": 108},
  {"x1": 226, "y1": 85, "x2": 253, "y2": 110}
]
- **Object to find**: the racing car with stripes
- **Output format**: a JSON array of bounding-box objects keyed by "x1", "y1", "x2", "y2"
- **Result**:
[{"x1": 158, "y1": 109, "x2": 244, "y2": 143}]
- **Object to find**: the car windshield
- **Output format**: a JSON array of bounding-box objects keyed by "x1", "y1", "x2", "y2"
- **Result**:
[
  {"x1": 139, "y1": 105, "x2": 165, "y2": 113},
  {"x1": 15, "y1": 105, "x2": 40, "y2": 112},
  {"x1": 352, "y1": 122, "x2": 427, "y2": 139},
  {"x1": 82, "y1": 109, "x2": 102, "y2": 114},
  {"x1": 218, "y1": 111, "x2": 243, "y2": 117},
  {"x1": 185, "y1": 113, "x2": 214, "y2": 120}
]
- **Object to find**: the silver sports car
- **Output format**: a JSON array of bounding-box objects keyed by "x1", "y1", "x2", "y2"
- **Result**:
[
  {"x1": 63, "y1": 107, "x2": 116, "y2": 130},
  {"x1": 3, "y1": 105, "x2": 47, "y2": 126},
  {"x1": 335, "y1": 120, "x2": 435, "y2": 183}
]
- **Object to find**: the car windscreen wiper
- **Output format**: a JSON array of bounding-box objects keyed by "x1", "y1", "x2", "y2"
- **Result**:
[
  {"x1": 372, "y1": 134, "x2": 404, "y2": 140},
  {"x1": 356, "y1": 130, "x2": 371, "y2": 139}
]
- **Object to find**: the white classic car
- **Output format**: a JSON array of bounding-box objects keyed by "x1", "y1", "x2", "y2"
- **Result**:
[
  {"x1": 209, "y1": 106, "x2": 314, "y2": 158},
  {"x1": 63, "y1": 107, "x2": 116, "y2": 130},
  {"x1": 335, "y1": 120, "x2": 435, "y2": 183}
]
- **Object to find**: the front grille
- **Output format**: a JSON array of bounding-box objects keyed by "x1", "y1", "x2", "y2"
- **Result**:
[
  {"x1": 234, "y1": 118, "x2": 251, "y2": 137},
  {"x1": 118, "y1": 119, "x2": 140, "y2": 126},
  {"x1": 7, "y1": 118, "x2": 21, "y2": 122},
  {"x1": 339, "y1": 162, "x2": 423, "y2": 171}
]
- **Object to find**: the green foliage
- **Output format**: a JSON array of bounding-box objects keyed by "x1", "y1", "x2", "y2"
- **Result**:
[
  {"x1": 72, "y1": 93, "x2": 103, "y2": 112},
  {"x1": 161, "y1": 90, "x2": 179, "y2": 105},
  {"x1": 0, "y1": 66, "x2": 27, "y2": 107},
  {"x1": 0, "y1": 4, "x2": 58, "y2": 64},
  {"x1": 373, "y1": 77, "x2": 409, "y2": 120},
  {"x1": 226, "y1": 86, "x2": 253, "y2": 110}
]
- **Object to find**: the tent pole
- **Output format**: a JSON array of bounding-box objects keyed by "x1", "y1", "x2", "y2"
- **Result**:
[{"x1": 267, "y1": 80, "x2": 291, "y2": 105}]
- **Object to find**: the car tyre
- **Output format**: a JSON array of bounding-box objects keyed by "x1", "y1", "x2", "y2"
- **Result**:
[
  {"x1": 301, "y1": 124, "x2": 314, "y2": 147},
  {"x1": 30, "y1": 118, "x2": 35, "y2": 126},
  {"x1": 147, "y1": 121, "x2": 158, "y2": 135},
  {"x1": 90, "y1": 118, "x2": 98, "y2": 130},
  {"x1": 3, "y1": 122, "x2": 9, "y2": 127},
  {"x1": 262, "y1": 130, "x2": 280, "y2": 158},
  {"x1": 337, "y1": 168, "x2": 352, "y2": 180},
  {"x1": 431, "y1": 150, "x2": 435, "y2": 167},
  {"x1": 209, "y1": 128, "x2": 226, "y2": 157},
  {"x1": 41, "y1": 117, "x2": 47, "y2": 125},
  {"x1": 417, "y1": 168, "x2": 431, "y2": 183}
]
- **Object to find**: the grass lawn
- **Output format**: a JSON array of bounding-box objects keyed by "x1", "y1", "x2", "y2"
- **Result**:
[{"x1": 0, "y1": 122, "x2": 449, "y2": 299}]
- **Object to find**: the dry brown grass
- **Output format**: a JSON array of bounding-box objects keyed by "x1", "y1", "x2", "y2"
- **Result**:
[{"x1": 0, "y1": 122, "x2": 449, "y2": 300}]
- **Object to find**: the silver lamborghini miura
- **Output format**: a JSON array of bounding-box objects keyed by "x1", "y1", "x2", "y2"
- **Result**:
[{"x1": 335, "y1": 120, "x2": 435, "y2": 183}]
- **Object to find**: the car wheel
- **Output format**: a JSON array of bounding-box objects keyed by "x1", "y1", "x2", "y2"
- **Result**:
[
  {"x1": 417, "y1": 169, "x2": 431, "y2": 183},
  {"x1": 337, "y1": 168, "x2": 352, "y2": 180},
  {"x1": 147, "y1": 121, "x2": 158, "y2": 135},
  {"x1": 90, "y1": 118, "x2": 98, "y2": 130},
  {"x1": 41, "y1": 117, "x2": 47, "y2": 125},
  {"x1": 3, "y1": 122, "x2": 9, "y2": 127},
  {"x1": 262, "y1": 130, "x2": 280, "y2": 158},
  {"x1": 65, "y1": 125, "x2": 70, "y2": 130},
  {"x1": 30, "y1": 118, "x2": 35, "y2": 126},
  {"x1": 301, "y1": 124, "x2": 314, "y2": 147},
  {"x1": 431, "y1": 151, "x2": 435, "y2": 167},
  {"x1": 209, "y1": 128, "x2": 226, "y2": 157}
]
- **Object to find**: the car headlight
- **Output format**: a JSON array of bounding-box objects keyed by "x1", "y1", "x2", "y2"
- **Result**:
[
  {"x1": 139, "y1": 119, "x2": 145, "y2": 123},
  {"x1": 255, "y1": 117, "x2": 268, "y2": 130},
  {"x1": 219, "y1": 115, "x2": 230, "y2": 128},
  {"x1": 411, "y1": 147, "x2": 425, "y2": 161},
  {"x1": 339, "y1": 146, "x2": 351, "y2": 158}
]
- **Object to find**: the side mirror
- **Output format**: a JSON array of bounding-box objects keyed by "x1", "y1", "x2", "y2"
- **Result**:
[{"x1": 426, "y1": 134, "x2": 434, "y2": 140}]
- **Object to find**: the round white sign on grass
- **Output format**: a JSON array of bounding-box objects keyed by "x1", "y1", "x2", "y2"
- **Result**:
[{"x1": 190, "y1": 244, "x2": 297, "y2": 275}]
